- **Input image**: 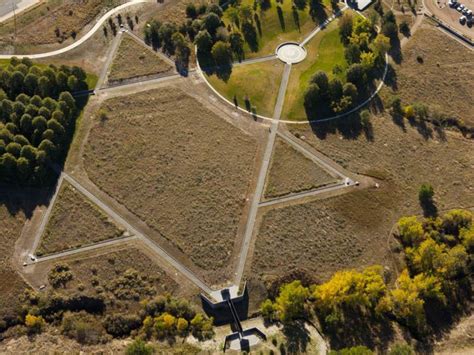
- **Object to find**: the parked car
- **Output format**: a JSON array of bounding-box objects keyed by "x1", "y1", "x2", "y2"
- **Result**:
[
  {"x1": 458, "y1": 4, "x2": 465, "y2": 11},
  {"x1": 460, "y1": 15, "x2": 467, "y2": 24},
  {"x1": 449, "y1": 0, "x2": 458, "y2": 6}
]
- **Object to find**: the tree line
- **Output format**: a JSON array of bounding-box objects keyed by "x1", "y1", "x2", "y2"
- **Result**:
[
  {"x1": 261, "y1": 206, "x2": 473, "y2": 349},
  {"x1": 0, "y1": 58, "x2": 86, "y2": 185}
]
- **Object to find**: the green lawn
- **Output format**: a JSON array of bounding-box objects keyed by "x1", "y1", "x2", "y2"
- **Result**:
[
  {"x1": 282, "y1": 18, "x2": 347, "y2": 121},
  {"x1": 224, "y1": 0, "x2": 332, "y2": 59},
  {"x1": 206, "y1": 59, "x2": 285, "y2": 117}
]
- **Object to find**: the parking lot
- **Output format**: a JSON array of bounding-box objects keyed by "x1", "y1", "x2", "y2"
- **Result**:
[{"x1": 427, "y1": 0, "x2": 474, "y2": 40}]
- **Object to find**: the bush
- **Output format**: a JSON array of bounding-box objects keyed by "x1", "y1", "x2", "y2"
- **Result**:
[
  {"x1": 126, "y1": 338, "x2": 154, "y2": 355},
  {"x1": 61, "y1": 311, "x2": 108, "y2": 344},
  {"x1": 104, "y1": 313, "x2": 142, "y2": 337}
]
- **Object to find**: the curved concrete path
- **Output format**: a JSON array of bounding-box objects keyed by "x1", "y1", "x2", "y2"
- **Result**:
[{"x1": 0, "y1": 0, "x2": 150, "y2": 59}]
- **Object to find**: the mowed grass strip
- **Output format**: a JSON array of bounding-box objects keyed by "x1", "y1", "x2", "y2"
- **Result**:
[
  {"x1": 283, "y1": 19, "x2": 347, "y2": 121},
  {"x1": 84, "y1": 87, "x2": 258, "y2": 272},
  {"x1": 37, "y1": 182, "x2": 124, "y2": 256},
  {"x1": 381, "y1": 21, "x2": 474, "y2": 127},
  {"x1": 206, "y1": 59, "x2": 285, "y2": 117},
  {"x1": 264, "y1": 137, "x2": 337, "y2": 198},
  {"x1": 224, "y1": 0, "x2": 329, "y2": 58},
  {"x1": 108, "y1": 34, "x2": 174, "y2": 83}
]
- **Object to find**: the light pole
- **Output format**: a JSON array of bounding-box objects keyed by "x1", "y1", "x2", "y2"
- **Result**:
[{"x1": 11, "y1": 0, "x2": 17, "y2": 47}]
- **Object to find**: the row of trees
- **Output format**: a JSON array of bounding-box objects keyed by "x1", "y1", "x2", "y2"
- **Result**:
[
  {"x1": 304, "y1": 13, "x2": 390, "y2": 119},
  {"x1": 261, "y1": 207, "x2": 473, "y2": 342},
  {"x1": 0, "y1": 57, "x2": 88, "y2": 99}
]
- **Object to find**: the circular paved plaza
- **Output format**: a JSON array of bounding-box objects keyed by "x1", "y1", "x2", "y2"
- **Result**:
[{"x1": 276, "y1": 43, "x2": 307, "y2": 64}]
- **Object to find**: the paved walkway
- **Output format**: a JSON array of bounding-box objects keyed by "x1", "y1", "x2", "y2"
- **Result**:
[
  {"x1": 234, "y1": 63, "x2": 291, "y2": 285},
  {"x1": 0, "y1": 0, "x2": 39, "y2": 23}
]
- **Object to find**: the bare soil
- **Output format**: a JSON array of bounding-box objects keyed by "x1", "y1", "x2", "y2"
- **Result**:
[
  {"x1": 36, "y1": 181, "x2": 124, "y2": 256},
  {"x1": 382, "y1": 21, "x2": 474, "y2": 127},
  {"x1": 84, "y1": 86, "x2": 258, "y2": 273},
  {"x1": 107, "y1": 34, "x2": 173, "y2": 83},
  {"x1": 264, "y1": 137, "x2": 337, "y2": 199}
]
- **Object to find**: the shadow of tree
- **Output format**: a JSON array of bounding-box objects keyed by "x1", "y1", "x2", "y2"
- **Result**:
[{"x1": 283, "y1": 321, "x2": 311, "y2": 354}]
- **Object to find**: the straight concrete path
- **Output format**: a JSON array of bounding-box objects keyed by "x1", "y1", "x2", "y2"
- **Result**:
[
  {"x1": 300, "y1": 5, "x2": 348, "y2": 47},
  {"x1": 96, "y1": 72, "x2": 183, "y2": 95},
  {"x1": 60, "y1": 172, "x2": 213, "y2": 294},
  {"x1": 259, "y1": 182, "x2": 347, "y2": 208},
  {"x1": 234, "y1": 63, "x2": 292, "y2": 286},
  {"x1": 0, "y1": 0, "x2": 150, "y2": 59},
  {"x1": 34, "y1": 235, "x2": 139, "y2": 263},
  {"x1": 95, "y1": 30, "x2": 123, "y2": 91},
  {"x1": 0, "y1": 0, "x2": 39, "y2": 23},
  {"x1": 29, "y1": 174, "x2": 64, "y2": 259},
  {"x1": 234, "y1": 54, "x2": 277, "y2": 67}
]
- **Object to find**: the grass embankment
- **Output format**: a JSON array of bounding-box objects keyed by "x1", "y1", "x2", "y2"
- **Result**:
[
  {"x1": 223, "y1": 0, "x2": 332, "y2": 59},
  {"x1": 264, "y1": 137, "x2": 337, "y2": 198},
  {"x1": 37, "y1": 182, "x2": 124, "y2": 256},
  {"x1": 108, "y1": 34, "x2": 173, "y2": 83},
  {"x1": 283, "y1": 19, "x2": 347, "y2": 121},
  {"x1": 206, "y1": 59, "x2": 284, "y2": 117}
]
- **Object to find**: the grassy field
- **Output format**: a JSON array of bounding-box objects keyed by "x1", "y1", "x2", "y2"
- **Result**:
[
  {"x1": 0, "y1": 0, "x2": 123, "y2": 53},
  {"x1": 264, "y1": 137, "x2": 336, "y2": 198},
  {"x1": 223, "y1": 0, "x2": 331, "y2": 59},
  {"x1": 56, "y1": 248, "x2": 181, "y2": 310},
  {"x1": 206, "y1": 59, "x2": 284, "y2": 117},
  {"x1": 37, "y1": 182, "x2": 124, "y2": 256},
  {"x1": 84, "y1": 87, "x2": 258, "y2": 273},
  {"x1": 252, "y1": 114, "x2": 473, "y2": 283},
  {"x1": 108, "y1": 34, "x2": 173, "y2": 83},
  {"x1": 381, "y1": 21, "x2": 474, "y2": 127},
  {"x1": 282, "y1": 19, "x2": 347, "y2": 121},
  {"x1": 0, "y1": 193, "x2": 29, "y2": 321}
]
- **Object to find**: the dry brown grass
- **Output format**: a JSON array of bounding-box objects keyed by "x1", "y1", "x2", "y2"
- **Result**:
[
  {"x1": 0, "y1": 0, "x2": 123, "y2": 52},
  {"x1": 382, "y1": 21, "x2": 474, "y2": 126},
  {"x1": 251, "y1": 115, "x2": 473, "y2": 281},
  {"x1": 264, "y1": 137, "x2": 336, "y2": 199},
  {"x1": 84, "y1": 87, "x2": 258, "y2": 272},
  {"x1": 37, "y1": 182, "x2": 124, "y2": 256},
  {"x1": 108, "y1": 34, "x2": 173, "y2": 83},
  {"x1": 0, "y1": 194, "x2": 29, "y2": 319},
  {"x1": 56, "y1": 248, "x2": 181, "y2": 310},
  {"x1": 252, "y1": 188, "x2": 397, "y2": 282}
]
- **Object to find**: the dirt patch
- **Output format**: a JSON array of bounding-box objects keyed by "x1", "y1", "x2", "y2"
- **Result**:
[
  {"x1": 382, "y1": 21, "x2": 474, "y2": 127},
  {"x1": 36, "y1": 181, "x2": 124, "y2": 256},
  {"x1": 107, "y1": 34, "x2": 173, "y2": 83},
  {"x1": 264, "y1": 137, "x2": 337, "y2": 199},
  {"x1": 84, "y1": 86, "x2": 258, "y2": 274},
  {"x1": 435, "y1": 314, "x2": 474, "y2": 354}
]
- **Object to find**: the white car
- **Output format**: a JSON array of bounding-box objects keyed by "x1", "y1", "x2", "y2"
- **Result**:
[
  {"x1": 458, "y1": 4, "x2": 465, "y2": 11},
  {"x1": 449, "y1": 0, "x2": 457, "y2": 7},
  {"x1": 460, "y1": 15, "x2": 467, "y2": 24}
]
